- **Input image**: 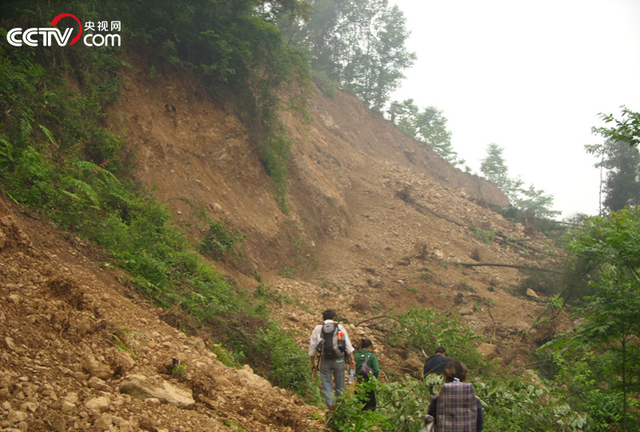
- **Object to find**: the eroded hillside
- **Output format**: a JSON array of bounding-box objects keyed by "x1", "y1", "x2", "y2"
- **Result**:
[
  {"x1": 0, "y1": 56, "x2": 568, "y2": 431},
  {"x1": 112, "y1": 57, "x2": 566, "y2": 368}
]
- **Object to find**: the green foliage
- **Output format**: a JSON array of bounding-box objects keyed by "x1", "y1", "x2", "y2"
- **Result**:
[
  {"x1": 587, "y1": 107, "x2": 640, "y2": 211},
  {"x1": 302, "y1": 0, "x2": 415, "y2": 111},
  {"x1": 111, "y1": 329, "x2": 146, "y2": 361},
  {"x1": 328, "y1": 380, "x2": 391, "y2": 431},
  {"x1": 387, "y1": 100, "x2": 466, "y2": 168},
  {"x1": 544, "y1": 208, "x2": 640, "y2": 431},
  {"x1": 472, "y1": 227, "x2": 495, "y2": 244},
  {"x1": 481, "y1": 143, "x2": 560, "y2": 219},
  {"x1": 385, "y1": 307, "x2": 485, "y2": 371},
  {"x1": 328, "y1": 377, "x2": 587, "y2": 432},
  {"x1": 476, "y1": 378, "x2": 588, "y2": 432},
  {"x1": 217, "y1": 316, "x2": 316, "y2": 398},
  {"x1": 199, "y1": 221, "x2": 246, "y2": 261}
]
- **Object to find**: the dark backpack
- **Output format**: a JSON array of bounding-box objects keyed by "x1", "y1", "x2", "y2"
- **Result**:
[{"x1": 318, "y1": 322, "x2": 345, "y2": 359}]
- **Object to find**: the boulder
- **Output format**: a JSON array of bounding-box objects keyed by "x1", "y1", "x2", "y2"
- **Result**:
[
  {"x1": 233, "y1": 365, "x2": 272, "y2": 393},
  {"x1": 477, "y1": 343, "x2": 499, "y2": 359},
  {"x1": 119, "y1": 374, "x2": 195, "y2": 408}
]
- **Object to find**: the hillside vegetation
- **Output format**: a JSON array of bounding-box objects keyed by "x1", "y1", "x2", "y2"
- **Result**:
[{"x1": 1, "y1": 1, "x2": 639, "y2": 431}]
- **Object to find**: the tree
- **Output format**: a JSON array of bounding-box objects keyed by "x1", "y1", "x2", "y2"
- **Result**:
[
  {"x1": 388, "y1": 98, "x2": 419, "y2": 136},
  {"x1": 587, "y1": 108, "x2": 640, "y2": 212},
  {"x1": 513, "y1": 184, "x2": 561, "y2": 220},
  {"x1": 303, "y1": 0, "x2": 415, "y2": 111},
  {"x1": 480, "y1": 143, "x2": 522, "y2": 201},
  {"x1": 480, "y1": 143, "x2": 560, "y2": 218},
  {"x1": 388, "y1": 100, "x2": 466, "y2": 167},
  {"x1": 561, "y1": 208, "x2": 640, "y2": 431}
]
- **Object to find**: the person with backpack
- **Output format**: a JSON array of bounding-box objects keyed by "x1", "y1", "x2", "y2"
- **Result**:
[
  {"x1": 309, "y1": 309, "x2": 356, "y2": 409},
  {"x1": 354, "y1": 338, "x2": 380, "y2": 411},
  {"x1": 427, "y1": 360, "x2": 484, "y2": 432}
]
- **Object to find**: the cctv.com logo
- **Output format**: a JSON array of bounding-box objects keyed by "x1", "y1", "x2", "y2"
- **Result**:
[{"x1": 6, "y1": 13, "x2": 121, "y2": 47}]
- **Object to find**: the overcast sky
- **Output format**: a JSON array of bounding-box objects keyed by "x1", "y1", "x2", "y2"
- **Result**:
[{"x1": 390, "y1": 0, "x2": 640, "y2": 219}]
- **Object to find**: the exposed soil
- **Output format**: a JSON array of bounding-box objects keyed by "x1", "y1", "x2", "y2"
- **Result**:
[{"x1": 0, "y1": 54, "x2": 571, "y2": 431}]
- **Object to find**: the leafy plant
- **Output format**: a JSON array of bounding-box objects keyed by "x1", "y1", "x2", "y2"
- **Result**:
[
  {"x1": 472, "y1": 227, "x2": 495, "y2": 244},
  {"x1": 386, "y1": 307, "x2": 485, "y2": 371},
  {"x1": 199, "y1": 221, "x2": 246, "y2": 261}
]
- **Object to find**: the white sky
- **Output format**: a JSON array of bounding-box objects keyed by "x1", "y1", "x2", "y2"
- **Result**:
[{"x1": 391, "y1": 0, "x2": 640, "y2": 219}]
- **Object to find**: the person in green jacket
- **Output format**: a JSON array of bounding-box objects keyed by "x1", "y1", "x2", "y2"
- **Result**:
[{"x1": 354, "y1": 338, "x2": 380, "y2": 411}]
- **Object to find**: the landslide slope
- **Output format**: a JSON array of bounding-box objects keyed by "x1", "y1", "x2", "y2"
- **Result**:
[
  {"x1": 115, "y1": 56, "x2": 561, "y2": 358},
  {"x1": 0, "y1": 57, "x2": 565, "y2": 431}
]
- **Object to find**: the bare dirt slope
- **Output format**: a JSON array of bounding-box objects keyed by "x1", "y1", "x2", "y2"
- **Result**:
[
  {"x1": 0, "y1": 57, "x2": 567, "y2": 431},
  {"x1": 115, "y1": 57, "x2": 563, "y2": 356},
  {"x1": 0, "y1": 197, "x2": 324, "y2": 431}
]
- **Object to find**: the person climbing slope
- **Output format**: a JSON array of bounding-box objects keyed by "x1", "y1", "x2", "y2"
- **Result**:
[
  {"x1": 309, "y1": 309, "x2": 356, "y2": 410},
  {"x1": 354, "y1": 338, "x2": 380, "y2": 411},
  {"x1": 427, "y1": 360, "x2": 483, "y2": 432}
]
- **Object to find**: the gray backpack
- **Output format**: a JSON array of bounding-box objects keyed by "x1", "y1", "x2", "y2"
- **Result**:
[{"x1": 318, "y1": 322, "x2": 345, "y2": 359}]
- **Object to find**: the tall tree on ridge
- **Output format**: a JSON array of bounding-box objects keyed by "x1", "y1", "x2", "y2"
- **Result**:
[
  {"x1": 303, "y1": 0, "x2": 415, "y2": 111},
  {"x1": 587, "y1": 107, "x2": 640, "y2": 212}
]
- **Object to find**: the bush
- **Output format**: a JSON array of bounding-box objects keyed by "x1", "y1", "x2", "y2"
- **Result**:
[
  {"x1": 385, "y1": 307, "x2": 486, "y2": 371},
  {"x1": 199, "y1": 221, "x2": 246, "y2": 261}
]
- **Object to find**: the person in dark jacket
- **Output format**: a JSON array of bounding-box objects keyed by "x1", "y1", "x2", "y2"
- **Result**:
[
  {"x1": 423, "y1": 347, "x2": 451, "y2": 376},
  {"x1": 353, "y1": 339, "x2": 380, "y2": 411},
  {"x1": 423, "y1": 347, "x2": 451, "y2": 394},
  {"x1": 427, "y1": 360, "x2": 483, "y2": 432}
]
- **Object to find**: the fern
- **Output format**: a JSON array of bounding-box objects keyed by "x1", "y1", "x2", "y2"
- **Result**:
[
  {"x1": 63, "y1": 178, "x2": 100, "y2": 206},
  {"x1": 38, "y1": 124, "x2": 57, "y2": 146},
  {"x1": 72, "y1": 160, "x2": 119, "y2": 182},
  {"x1": 20, "y1": 118, "x2": 33, "y2": 141},
  {"x1": 0, "y1": 137, "x2": 15, "y2": 163}
]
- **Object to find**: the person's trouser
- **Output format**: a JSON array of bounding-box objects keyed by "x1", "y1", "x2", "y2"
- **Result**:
[
  {"x1": 362, "y1": 390, "x2": 376, "y2": 411},
  {"x1": 320, "y1": 356, "x2": 345, "y2": 407}
]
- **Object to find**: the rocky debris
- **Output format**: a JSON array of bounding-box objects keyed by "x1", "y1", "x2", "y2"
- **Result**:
[
  {"x1": 0, "y1": 197, "x2": 324, "y2": 432},
  {"x1": 477, "y1": 343, "x2": 500, "y2": 359}
]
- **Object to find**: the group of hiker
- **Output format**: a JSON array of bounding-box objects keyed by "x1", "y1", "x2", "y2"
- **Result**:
[{"x1": 309, "y1": 309, "x2": 483, "y2": 431}]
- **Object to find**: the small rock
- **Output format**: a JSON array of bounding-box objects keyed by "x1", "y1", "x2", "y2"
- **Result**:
[
  {"x1": 7, "y1": 410, "x2": 27, "y2": 423},
  {"x1": 82, "y1": 355, "x2": 113, "y2": 380},
  {"x1": 458, "y1": 306, "x2": 474, "y2": 316},
  {"x1": 4, "y1": 336, "x2": 16, "y2": 351},
  {"x1": 85, "y1": 396, "x2": 111, "y2": 413},
  {"x1": 526, "y1": 288, "x2": 539, "y2": 298},
  {"x1": 20, "y1": 402, "x2": 37, "y2": 413},
  {"x1": 63, "y1": 393, "x2": 79, "y2": 405},
  {"x1": 87, "y1": 377, "x2": 111, "y2": 392},
  {"x1": 192, "y1": 338, "x2": 207, "y2": 356},
  {"x1": 477, "y1": 343, "x2": 499, "y2": 359},
  {"x1": 61, "y1": 401, "x2": 76, "y2": 414},
  {"x1": 93, "y1": 413, "x2": 113, "y2": 431},
  {"x1": 513, "y1": 320, "x2": 532, "y2": 333}
]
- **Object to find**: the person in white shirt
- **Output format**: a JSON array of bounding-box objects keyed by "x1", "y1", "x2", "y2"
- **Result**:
[{"x1": 309, "y1": 309, "x2": 356, "y2": 409}]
